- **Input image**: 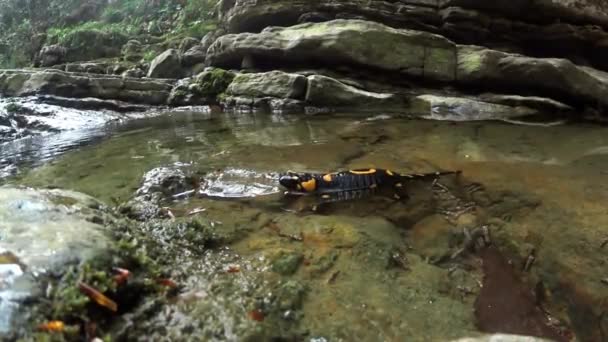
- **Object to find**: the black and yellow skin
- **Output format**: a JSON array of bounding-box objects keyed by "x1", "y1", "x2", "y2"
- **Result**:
[{"x1": 279, "y1": 168, "x2": 460, "y2": 207}]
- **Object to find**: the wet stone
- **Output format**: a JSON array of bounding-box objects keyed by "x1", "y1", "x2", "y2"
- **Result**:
[
  {"x1": 408, "y1": 214, "x2": 456, "y2": 262},
  {"x1": 277, "y1": 280, "x2": 307, "y2": 310},
  {"x1": 274, "y1": 214, "x2": 363, "y2": 249},
  {"x1": 0, "y1": 186, "x2": 113, "y2": 337},
  {"x1": 272, "y1": 251, "x2": 303, "y2": 275},
  {"x1": 120, "y1": 166, "x2": 199, "y2": 221},
  {"x1": 307, "y1": 250, "x2": 339, "y2": 275}
]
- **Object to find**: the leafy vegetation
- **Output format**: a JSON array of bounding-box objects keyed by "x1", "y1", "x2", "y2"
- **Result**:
[{"x1": 0, "y1": 0, "x2": 218, "y2": 68}]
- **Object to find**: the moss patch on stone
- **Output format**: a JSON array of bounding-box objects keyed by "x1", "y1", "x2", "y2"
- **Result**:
[
  {"x1": 194, "y1": 68, "x2": 236, "y2": 99},
  {"x1": 272, "y1": 251, "x2": 304, "y2": 275},
  {"x1": 456, "y1": 47, "x2": 485, "y2": 78}
]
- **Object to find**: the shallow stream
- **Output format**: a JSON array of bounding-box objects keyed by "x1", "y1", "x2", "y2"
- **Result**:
[{"x1": 2, "y1": 105, "x2": 608, "y2": 340}]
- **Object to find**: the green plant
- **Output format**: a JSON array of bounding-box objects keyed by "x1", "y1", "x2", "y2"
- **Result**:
[
  {"x1": 5, "y1": 102, "x2": 20, "y2": 113},
  {"x1": 0, "y1": 0, "x2": 221, "y2": 67},
  {"x1": 196, "y1": 68, "x2": 235, "y2": 98},
  {"x1": 143, "y1": 50, "x2": 158, "y2": 62}
]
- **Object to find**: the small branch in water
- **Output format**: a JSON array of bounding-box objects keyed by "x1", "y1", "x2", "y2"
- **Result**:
[
  {"x1": 523, "y1": 248, "x2": 536, "y2": 272},
  {"x1": 326, "y1": 270, "x2": 340, "y2": 284},
  {"x1": 451, "y1": 226, "x2": 492, "y2": 259},
  {"x1": 187, "y1": 208, "x2": 207, "y2": 216},
  {"x1": 172, "y1": 189, "x2": 196, "y2": 199}
]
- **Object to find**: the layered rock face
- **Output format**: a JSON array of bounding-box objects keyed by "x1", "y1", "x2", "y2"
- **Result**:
[
  {"x1": 207, "y1": 0, "x2": 608, "y2": 119},
  {"x1": 2, "y1": 0, "x2": 608, "y2": 119},
  {"x1": 220, "y1": 0, "x2": 608, "y2": 71}
]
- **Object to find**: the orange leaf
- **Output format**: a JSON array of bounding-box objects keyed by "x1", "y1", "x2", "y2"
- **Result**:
[
  {"x1": 112, "y1": 267, "x2": 130, "y2": 285},
  {"x1": 157, "y1": 278, "x2": 178, "y2": 288},
  {"x1": 78, "y1": 282, "x2": 118, "y2": 312},
  {"x1": 37, "y1": 320, "x2": 64, "y2": 332},
  {"x1": 248, "y1": 309, "x2": 264, "y2": 322}
]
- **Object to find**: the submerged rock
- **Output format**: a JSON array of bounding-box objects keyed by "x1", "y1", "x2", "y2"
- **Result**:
[{"x1": 121, "y1": 166, "x2": 198, "y2": 221}]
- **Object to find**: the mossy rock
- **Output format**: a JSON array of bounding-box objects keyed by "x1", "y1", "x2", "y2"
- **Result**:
[
  {"x1": 194, "y1": 68, "x2": 235, "y2": 98},
  {"x1": 59, "y1": 29, "x2": 129, "y2": 62},
  {"x1": 272, "y1": 251, "x2": 304, "y2": 275}
]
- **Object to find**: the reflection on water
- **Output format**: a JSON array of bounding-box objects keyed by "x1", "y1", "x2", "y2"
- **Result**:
[
  {"x1": 0, "y1": 126, "x2": 112, "y2": 178},
  {"x1": 199, "y1": 168, "x2": 281, "y2": 198}
]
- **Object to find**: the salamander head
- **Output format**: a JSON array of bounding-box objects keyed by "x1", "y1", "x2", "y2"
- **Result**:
[{"x1": 279, "y1": 172, "x2": 317, "y2": 192}]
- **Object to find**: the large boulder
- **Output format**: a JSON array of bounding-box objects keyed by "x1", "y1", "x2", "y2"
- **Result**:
[
  {"x1": 306, "y1": 74, "x2": 404, "y2": 108},
  {"x1": 168, "y1": 68, "x2": 236, "y2": 106},
  {"x1": 147, "y1": 49, "x2": 183, "y2": 79},
  {"x1": 207, "y1": 19, "x2": 457, "y2": 82},
  {"x1": 182, "y1": 45, "x2": 208, "y2": 66},
  {"x1": 456, "y1": 46, "x2": 608, "y2": 108},
  {"x1": 226, "y1": 71, "x2": 307, "y2": 99},
  {"x1": 178, "y1": 37, "x2": 200, "y2": 54},
  {"x1": 200, "y1": 29, "x2": 226, "y2": 51},
  {"x1": 38, "y1": 45, "x2": 67, "y2": 67}
]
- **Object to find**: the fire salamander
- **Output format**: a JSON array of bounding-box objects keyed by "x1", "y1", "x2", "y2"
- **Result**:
[{"x1": 279, "y1": 168, "x2": 460, "y2": 206}]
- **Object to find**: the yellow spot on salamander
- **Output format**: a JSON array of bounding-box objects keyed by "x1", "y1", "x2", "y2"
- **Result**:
[
  {"x1": 300, "y1": 178, "x2": 317, "y2": 192},
  {"x1": 386, "y1": 169, "x2": 394, "y2": 176},
  {"x1": 323, "y1": 174, "x2": 333, "y2": 182},
  {"x1": 350, "y1": 169, "x2": 376, "y2": 175}
]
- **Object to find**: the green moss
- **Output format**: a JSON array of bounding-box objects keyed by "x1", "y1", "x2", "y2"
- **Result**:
[
  {"x1": 272, "y1": 251, "x2": 303, "y2": 275},
  {"x1": 196, "y1": 68, "x2": 235, "y2": 99},
  {"x1": 309, "y1": 250, "x2": 339, "y2": 274},
  {"x1": 47, "y1": 22, "x2": 135, "y2": 45},
  {"x1": 276, "y1": 281, "x2": 307, "y2": 310},
  {"x1": 17, "y1": 215, "x2": 182, "y2": 340},
  {"x1": 5, "y1": 102, "x2": 20, "y2": 114},
  {"x1": 457, "y1": 48, "x2": 484, "y2": 75},
  {"x1": 142, "y1": 50, "x2": 157, "y2": 63}
]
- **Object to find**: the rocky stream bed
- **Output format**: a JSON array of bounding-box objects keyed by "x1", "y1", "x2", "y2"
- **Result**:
[{"x1": 0, "y1": 107, "x2": 607, "y2": 341}]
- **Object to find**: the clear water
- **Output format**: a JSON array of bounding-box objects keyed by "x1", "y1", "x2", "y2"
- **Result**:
[{"x1": 2, "y1": 107, "x2": 608, "y2": 340}]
